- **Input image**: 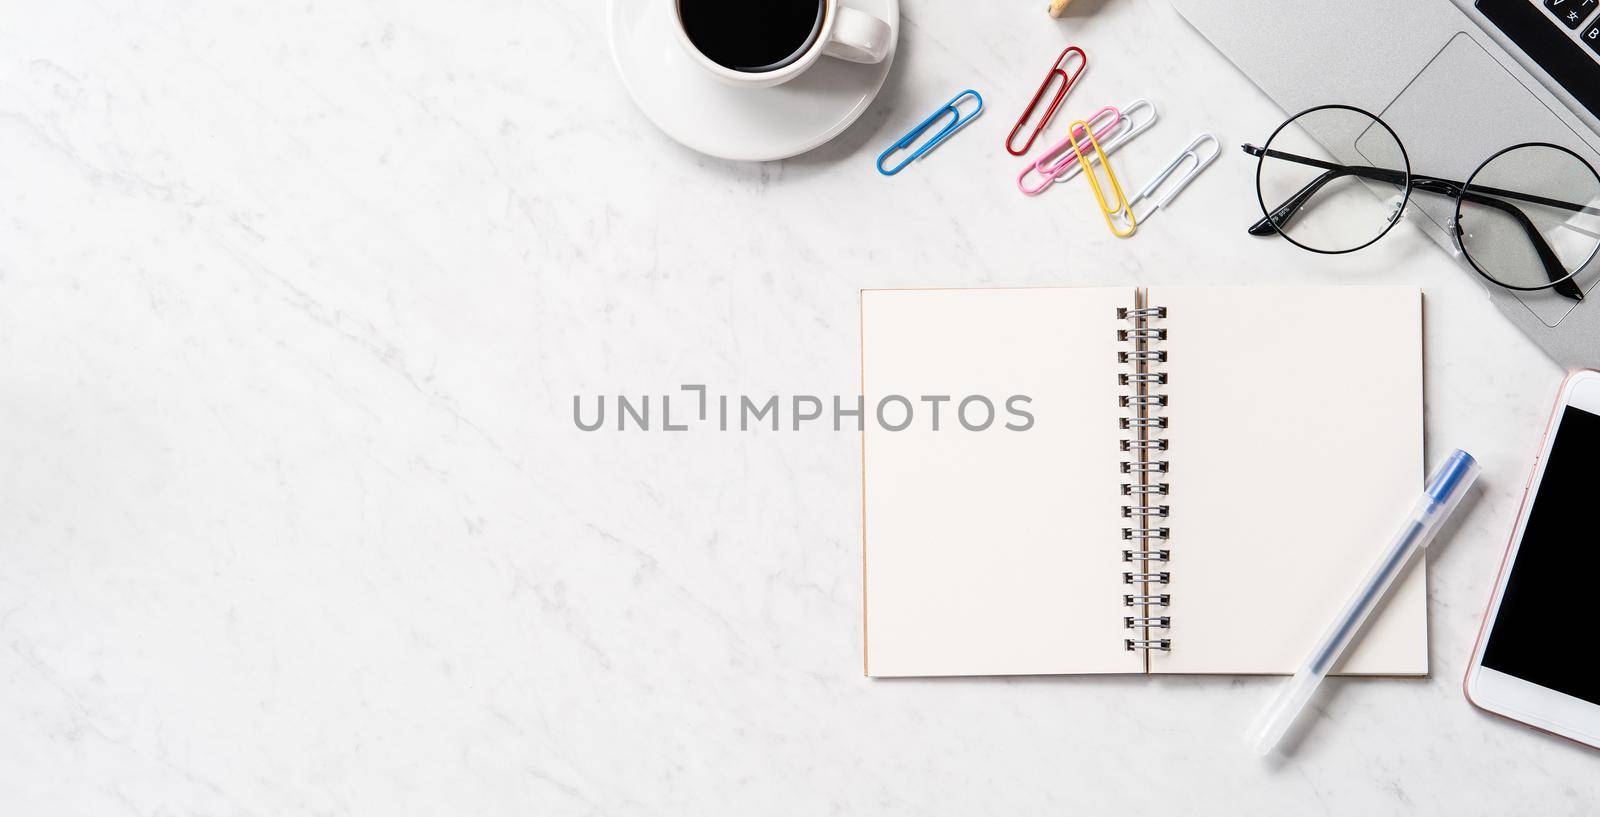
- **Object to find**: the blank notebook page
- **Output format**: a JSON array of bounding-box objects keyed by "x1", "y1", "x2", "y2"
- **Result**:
[
  {"x1": 1146, "y1": 286, "x2": 1426, "y2": 675},
  {"x1": 862, "y1": 287, "x2": 1141, "y2": 676}
]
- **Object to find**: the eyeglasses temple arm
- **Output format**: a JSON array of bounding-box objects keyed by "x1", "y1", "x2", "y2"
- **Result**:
[
  {"x1": 1450, "y1": 185, "x2": 1585, "y2": 301},
  {"x1": 1245, "y1": 145, "x2": 1600, "y2": 216},
  {"x1": 1247, "y1": 169, "x2": 1348, "y2": 236}
]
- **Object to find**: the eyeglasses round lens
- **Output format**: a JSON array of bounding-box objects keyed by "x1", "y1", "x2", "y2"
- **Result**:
[
  {"x1": 1255, "y1": 106, "x2": 1409, "y2": 253},
  {"x1": 1454, "y1": 143, "x2": 1600, "y2": 293}
]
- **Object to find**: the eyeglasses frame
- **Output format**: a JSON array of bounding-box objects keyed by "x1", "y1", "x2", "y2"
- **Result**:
[{"x1": 1243, "y1": 103, "x2": 1600, "y2": 300}]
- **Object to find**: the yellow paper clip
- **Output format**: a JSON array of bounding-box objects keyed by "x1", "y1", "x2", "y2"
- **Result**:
[{"x1": 1067, "y1": 119, "x2": 1137, "y2": 238}]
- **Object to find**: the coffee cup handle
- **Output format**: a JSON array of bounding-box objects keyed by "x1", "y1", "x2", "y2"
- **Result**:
[{"x1": 822, "y1": 5, "x2": 891, "y2": 64}]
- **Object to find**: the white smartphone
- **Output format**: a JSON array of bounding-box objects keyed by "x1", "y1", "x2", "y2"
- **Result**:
[{"x1": 1466, "y1": 369, "x2": 1600, "y2": 750}]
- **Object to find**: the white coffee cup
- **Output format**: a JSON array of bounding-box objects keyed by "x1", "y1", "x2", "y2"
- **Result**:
[{"x1": 671, "y1": 0, "x2": 892, "y2": 88}]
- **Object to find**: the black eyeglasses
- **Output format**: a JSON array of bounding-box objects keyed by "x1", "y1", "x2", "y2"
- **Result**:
[{"x1": 1243, "y1": 104, "x2": 1600, "y2": 301}]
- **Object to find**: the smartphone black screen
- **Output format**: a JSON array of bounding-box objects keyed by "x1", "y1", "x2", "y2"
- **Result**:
[{"x1": 1481, "y1": 405, "x2": 1600, "y2": 706}]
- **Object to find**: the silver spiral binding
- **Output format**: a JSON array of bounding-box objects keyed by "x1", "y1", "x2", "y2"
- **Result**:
[
  {"x1": 1116, "y1": 328, "x2": 1166, "y2": 341},
  {"x1": 1119, "y1": 372, "x2": 1168, "y2": 385},
  {"x1": 1122, "y1": 549, "x2": 1170, "y2": 561},
  {"x1": 1118, "y1": 350, "x2": 1167, "y2": 363},
  {"x1": 1121, "y1": 462, "x2": 1169, "y2": 473},
  {"x1": 1126, "y1": 638, "x2": 1172, "y2": 650},
  {"x1": 1116, "y1": 307, "x2": 1167, "y2": 319},
  {"x1": 1120, "y1": 299, "x2": 1171, "y2": 652},
  {"x1": 1119, "y1": 394, "x2": 1168, "y2": 407},
  {"x1": 1120, "y1": 417, "x2": 1167, "y2": 429},
  {"x1": 1125, "y1": 616, "x2": 1171, "y2": 627},
  {"x1": 1124, "y1": 594, "x2": 1170, "y2": 605},
  {"x1": 1121, "y1": 505, "x2": 1170, "y2": 517},
  {"x1": 1122, "y1": 528, "x2": 1170, "y2": 540},
  {"x1": 1120, "y1": 439, "x2": 1169, "y2": 450},
  {"x1": 1121, "y1": 483, "x2": 1168, "y2": 495},
  {"x1": 1124, "y1": 572, "x2": 1171, "y2": 584}
]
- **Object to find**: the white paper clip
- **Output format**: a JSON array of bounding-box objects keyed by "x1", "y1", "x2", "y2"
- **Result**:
[
  {"x1": 1056, "y1": 98, "x2": 1158, "y2": 183},
  {"x1": 1127, "y1": 133, "x2": 1221, "y2": 222}
]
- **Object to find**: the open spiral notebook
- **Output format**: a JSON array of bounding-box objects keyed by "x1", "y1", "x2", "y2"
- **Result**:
[{"x1": 860, "y1": 286, "x2": 1426, "y2": 677}]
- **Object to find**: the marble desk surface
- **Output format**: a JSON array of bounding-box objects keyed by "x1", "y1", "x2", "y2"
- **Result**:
[{"x1": 1, "y1": 0, "x2": 1596, "y2": 814}]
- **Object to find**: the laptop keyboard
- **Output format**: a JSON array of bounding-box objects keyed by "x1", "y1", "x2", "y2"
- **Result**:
[{"x1": 1476, "y1": 0, "x2": 1600, "y2": 119}]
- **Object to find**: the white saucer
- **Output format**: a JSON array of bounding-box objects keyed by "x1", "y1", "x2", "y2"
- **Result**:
[{"x1": 608, "y1": 0, "x2": 899, "y2": 162}]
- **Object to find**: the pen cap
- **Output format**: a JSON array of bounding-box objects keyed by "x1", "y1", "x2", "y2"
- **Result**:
[{"x1": 1422, "y1": 449, "x2": 1480, "y2": 524}]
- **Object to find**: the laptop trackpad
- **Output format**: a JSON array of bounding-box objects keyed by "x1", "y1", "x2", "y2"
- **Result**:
[{"x1": 1360, "y1": 33, "x2": 1600, "y2": 327}]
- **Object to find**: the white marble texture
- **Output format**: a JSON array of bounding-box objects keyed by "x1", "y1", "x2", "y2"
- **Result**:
[{"x1": 1, "y1": 0, "x2": 1596, "y2": 813}]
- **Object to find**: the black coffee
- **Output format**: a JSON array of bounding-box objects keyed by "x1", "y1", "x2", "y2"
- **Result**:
[{"x1": 678, "y1": 0, "x2": 826, "y2": 73}]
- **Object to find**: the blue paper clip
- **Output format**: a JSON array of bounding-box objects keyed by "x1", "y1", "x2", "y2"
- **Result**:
[{"x1": 876, "y1": 90, "x2": 984, "y2": 176}]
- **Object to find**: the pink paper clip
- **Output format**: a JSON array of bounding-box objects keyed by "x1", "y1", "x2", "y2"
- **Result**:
[{"x1": 1017, "y1": 105, "x2": 1121, "y2": 196}]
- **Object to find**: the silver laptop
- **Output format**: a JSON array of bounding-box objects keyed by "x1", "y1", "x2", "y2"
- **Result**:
[{"x1": 1173, "y1": 0, "x2": 1600, "y2": 367}]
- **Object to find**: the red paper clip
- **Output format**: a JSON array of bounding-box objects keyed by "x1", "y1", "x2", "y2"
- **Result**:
[{"x1": 1005, "y1": 46, "x2": 1087, "y2": 156}]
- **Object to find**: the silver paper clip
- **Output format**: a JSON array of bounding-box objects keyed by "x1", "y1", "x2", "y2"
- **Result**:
[
  {"x1": 1056, "y1": 98, "x2": 1158, "y2": 183},
  {"x1": 877, "y1": 90, "x2": 984, "y2": 176},
  {"x1": 1127, "y1": 133, "x2": 1220, "y2": 222}
]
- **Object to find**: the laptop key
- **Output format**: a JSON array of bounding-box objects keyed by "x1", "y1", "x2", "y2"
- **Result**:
[
  {"x1": 1585, "y1": 22, "x2": 1600, "y2": 54},
  {"x1": 1546, "y1": 0, "x2": 1598, "y2": 30}
]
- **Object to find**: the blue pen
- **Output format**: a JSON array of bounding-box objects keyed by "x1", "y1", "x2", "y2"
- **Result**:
[{"x1": 1246, "y1": 449, "x2": 1481, "y2": 756}]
